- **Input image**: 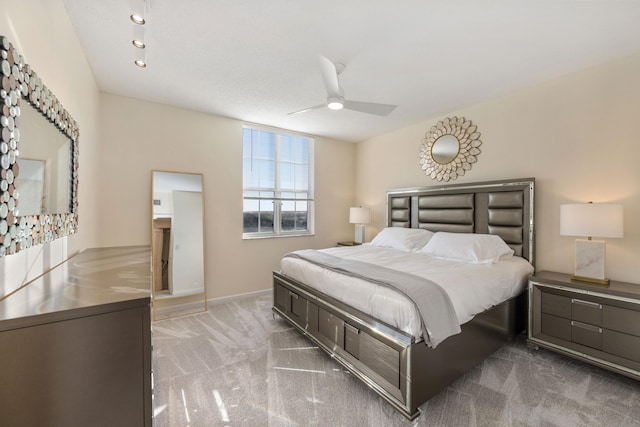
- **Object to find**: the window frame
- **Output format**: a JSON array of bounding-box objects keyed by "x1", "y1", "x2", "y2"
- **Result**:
[{"x1": 242, "y1": 124, "x2": 315, "y2": 239}]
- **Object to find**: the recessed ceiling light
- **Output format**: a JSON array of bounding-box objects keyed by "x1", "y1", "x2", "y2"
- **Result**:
[
  {"x1": 327, "y1": 97, "x2": 344, "y2": 110},
  {"x1": 134, "y1": 59, "x2": 147, "y2": 68},
  {"x1": 130, "y1": 14, "x2": 145, "y2": 25},
  {"x1": 132, "y1": 40, "x2": 145, "y2": 49}
]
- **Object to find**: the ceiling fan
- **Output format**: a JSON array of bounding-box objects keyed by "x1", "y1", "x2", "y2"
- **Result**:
[{"x1": 288, "y1": 55, "x2": 397, "y2": 116}]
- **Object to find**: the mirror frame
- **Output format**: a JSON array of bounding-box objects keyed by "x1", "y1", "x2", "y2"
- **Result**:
[
  {"x1": 0, "y1": 35, "x2": 79, "y2": 257},
  {"x1": 419, "y1": 116, "x2": 481, "y2": 182}
]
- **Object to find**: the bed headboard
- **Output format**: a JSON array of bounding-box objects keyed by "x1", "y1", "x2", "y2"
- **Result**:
[{"x1": 387, "y1": 178, "x2": 535, "y2": 264}]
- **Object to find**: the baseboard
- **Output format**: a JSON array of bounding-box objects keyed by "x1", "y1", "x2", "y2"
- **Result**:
[
  {"x1": 207, "y1": 288, "x2": 271, "y2": 306},
  {"x1": 153, "y1": 288, "x2": 271, "y2": 320}
]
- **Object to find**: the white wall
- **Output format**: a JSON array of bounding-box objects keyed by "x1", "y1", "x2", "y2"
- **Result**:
[
  {"x1": 0, "y1": 0, "x2": 101, "y2": 298},
  {"x1": 356, "y1": 53, "x2": 640, "y2": 283},
  {"x1": 99, "y1": 94, "x2": 356, "y2": 298}
]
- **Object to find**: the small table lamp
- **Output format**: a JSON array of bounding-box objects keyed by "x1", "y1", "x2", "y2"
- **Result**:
[
  {"x1": 349, "y1": 207, "x2": 371, "y2": 244},
  {"x1": 560, "y1": 203, "x2": 623, "y2": 285}
]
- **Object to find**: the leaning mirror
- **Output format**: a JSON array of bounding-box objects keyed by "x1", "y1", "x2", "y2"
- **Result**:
[
  {"x1": 151, "y1": 170, "x2": 206, "y2": 320},
  {"x1": 0, "y1": 35, "x2": 79, "y2": 257},
  {"x1": 419, "y1": 116, "x2": 481, "y2": 182}
]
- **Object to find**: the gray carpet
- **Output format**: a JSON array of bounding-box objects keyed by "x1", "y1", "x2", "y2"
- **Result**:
[{"x1": 151, "y1": 293, "x2": 640, "y2": 426}]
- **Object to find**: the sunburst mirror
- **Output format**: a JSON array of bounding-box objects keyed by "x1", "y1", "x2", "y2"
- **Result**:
[{"x1": 419, "y1": 116, "x2": 481, "y2": 182}]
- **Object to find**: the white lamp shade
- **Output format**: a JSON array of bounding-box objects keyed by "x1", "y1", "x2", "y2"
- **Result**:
[
  {"x1": 349, "y1": 207, "x2": 370, "y2": 224},
  {"x1": 560, "y1": 203, "x2": 623, "y2": 238}
]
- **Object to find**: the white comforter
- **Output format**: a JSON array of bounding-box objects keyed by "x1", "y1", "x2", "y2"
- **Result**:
[{"x1": 280, "y1": 244, "x2": 534, "y2": 339}]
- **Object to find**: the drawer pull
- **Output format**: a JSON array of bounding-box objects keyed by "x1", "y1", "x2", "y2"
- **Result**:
[
  {"x1": 571, "y1": 298, "x2": 602, "y2": 309},
  {"x1": 288, "y1": 291, "x2": 298, "y2": 300},
  {"x1": 571, "y1": 321, "x2": 602, "y2": 334}
]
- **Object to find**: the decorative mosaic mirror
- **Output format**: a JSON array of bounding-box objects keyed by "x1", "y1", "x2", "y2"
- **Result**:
[
  {"x1": 0, "y1": 35, "x2": 79, "y2": 257},
  {"x1": 419, "y1": 116, "x2": 481, "y2": 182}
]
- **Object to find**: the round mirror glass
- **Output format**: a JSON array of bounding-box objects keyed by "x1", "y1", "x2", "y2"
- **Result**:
[{"x1": 431, "y1": 135, "x2": 459, "y2": 164}]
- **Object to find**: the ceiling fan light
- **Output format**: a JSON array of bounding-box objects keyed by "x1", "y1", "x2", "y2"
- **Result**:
[{"x1": 327, "y1": 97, "x2": 343, "y2": 110}]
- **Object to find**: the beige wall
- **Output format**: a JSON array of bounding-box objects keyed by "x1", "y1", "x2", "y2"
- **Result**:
[
  {"x1": 0, "y1": 0, "x2": 101, "y2": 298},
  {"x1": 356, "y1": 53, "x2": 640, "y2": 283},
  {"x1": 99, "y1": 94, "x2": 355, "y2": 298}
]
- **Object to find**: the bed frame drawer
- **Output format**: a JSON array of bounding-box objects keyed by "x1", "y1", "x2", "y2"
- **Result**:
[
  {"x1": 290, "y1": 292, "x2": 307, "y2": 323},
  {"x1": 344, "y1": 323, "x2": 360, "y2": 358},
  {"x1": 342, "y1": 323, "x2": 400, "y2": 389},
  {"x1": 359, "y1": 333, "x2": 400, "y2": 388},
  {"x1": 273, "y1": 282, "x2": 287, "y2": 312},
  {"x1": 318, "y1": 307, "x2": 344, "y2": 348},
  {"x1": 273, "y1": 282, "x2": 308, "y2": 328}
]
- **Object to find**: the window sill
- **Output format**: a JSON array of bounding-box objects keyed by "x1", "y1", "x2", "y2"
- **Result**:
[{"x1": 242, "y1": 232, "x2": 315, "y2": 240}]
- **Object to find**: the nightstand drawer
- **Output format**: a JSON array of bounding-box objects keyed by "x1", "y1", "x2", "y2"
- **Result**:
[
  {"x1": 604, "y1": 329, "x2": 640, "y2": 363},
  {"x1": 603, "y1": 305, "x2": 640, "y2": 337},
  {"x1": 571, "y1": 321, "x2": 603, "y2": 350},
  {"x1": 571, "y1": 298, "x2": 603, "y2": 326},
  {"x1": 541, "y1": 313, "x2": 571, "y2": 341},
  {"x1": 541, "y1": 292, "x2": 571, "y2": 319}
]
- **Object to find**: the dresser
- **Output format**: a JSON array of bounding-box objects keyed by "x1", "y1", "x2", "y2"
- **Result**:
[
  {"x1": 0, "y1": 246, "x2": 152, "y2": 427},
  {"x1": 528, "y1": 271, "x2": 640, "y2": 381}
]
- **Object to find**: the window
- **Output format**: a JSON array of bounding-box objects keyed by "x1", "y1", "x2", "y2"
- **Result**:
[{"x1": 242, "y1": 126, "x2": 314, "y2": 238}]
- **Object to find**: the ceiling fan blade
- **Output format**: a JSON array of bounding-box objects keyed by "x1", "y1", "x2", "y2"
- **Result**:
[
  {"x1": 318, "y1": 55, "x2": 342, "y2": 97},
  {"x1": 343, "y1": 100, "x2": 397, "y2": 116},
  {"x1": 288, "y1": 103, "x2": 326, "y2": 115}
]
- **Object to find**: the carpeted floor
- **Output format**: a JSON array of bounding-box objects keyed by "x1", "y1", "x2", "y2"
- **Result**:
[{"x1": 151, "y1": 293, "x2": 640, "y2": 426}]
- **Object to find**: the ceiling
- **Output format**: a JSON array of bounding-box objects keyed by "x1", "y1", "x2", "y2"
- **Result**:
[{"x1": 62, "y1": 0, "x2": 640, "y2": 142}]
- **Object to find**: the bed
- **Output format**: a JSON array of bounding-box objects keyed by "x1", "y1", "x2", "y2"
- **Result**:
[{"x1": 272, "y1": 178, "x2": 535, "y2": 419}]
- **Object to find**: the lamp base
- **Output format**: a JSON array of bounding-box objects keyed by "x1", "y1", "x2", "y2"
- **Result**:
[
  {"x1": 354, "y1": 224, "x2": 365, "y2": 244},
  {"x1": 570, "y1": 275, "x2": 610, "y2": 286},
  {"x1": 574, "y1": 239, "x2": 607, "y2": 283}
]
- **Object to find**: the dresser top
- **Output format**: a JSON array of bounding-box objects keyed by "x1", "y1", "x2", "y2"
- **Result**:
[{"x1": 0, "y1": 246, "x2": 151, "y2": 330}]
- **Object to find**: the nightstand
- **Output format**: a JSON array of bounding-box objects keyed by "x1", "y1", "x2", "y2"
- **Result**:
[
  {"x1": 528, "y1": 271, "x2": 640, "y2": 381},
  {"x1": 337, "y1": 241, "x2": 361, "y2": 247}
]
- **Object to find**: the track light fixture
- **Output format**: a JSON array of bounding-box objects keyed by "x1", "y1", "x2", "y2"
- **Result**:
[{"x1": 130, "y1": 0, "x2": 150, "y2": 68}]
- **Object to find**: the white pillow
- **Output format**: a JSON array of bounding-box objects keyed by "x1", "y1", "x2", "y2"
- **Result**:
[
  {"x1": 370, "y1": 227, "x2": 434, "y2": 252},
  {"x1": 420, "y1": 232, "x2": 514, "y2": 264}
]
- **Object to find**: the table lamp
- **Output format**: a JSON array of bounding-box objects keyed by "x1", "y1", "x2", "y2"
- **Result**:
[
  {"x1": 560, "y1": 202, "x2": 623, "y2": 285},
  {"x1": 349, "y1": 207, "x2": 371, "y2": 244}
]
